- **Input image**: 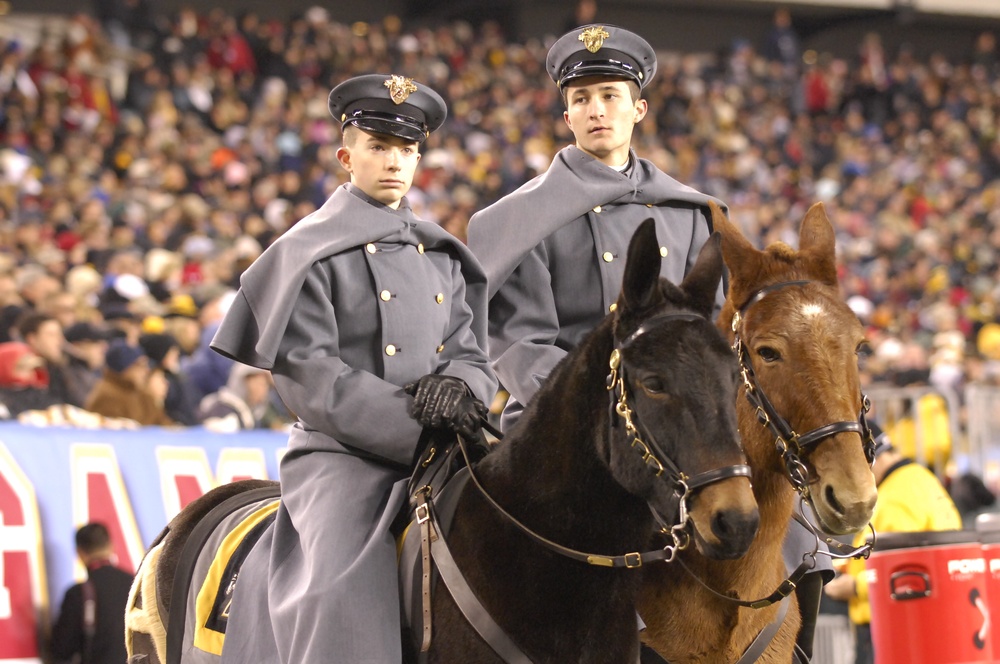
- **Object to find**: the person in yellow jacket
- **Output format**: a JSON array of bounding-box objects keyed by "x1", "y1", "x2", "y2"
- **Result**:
[{"x1": 824, "y1": 422, "x2": 961, "y2": 664}]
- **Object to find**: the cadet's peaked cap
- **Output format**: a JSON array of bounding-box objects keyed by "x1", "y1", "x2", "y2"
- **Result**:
[
  {"x1": 328, "y1": 74, "x2": 447, "y2": 143},
  {"x1": 546, "y1": 25, "x2": 657, "y2": 90}
]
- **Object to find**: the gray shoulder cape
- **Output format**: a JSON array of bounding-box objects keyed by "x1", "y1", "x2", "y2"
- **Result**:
[
  {"x1": 468, "y1": 145, "x2": 727, "y2": 298},
  {"x1": 211, "y1": 184, "x2": 488, "y2": 369}
]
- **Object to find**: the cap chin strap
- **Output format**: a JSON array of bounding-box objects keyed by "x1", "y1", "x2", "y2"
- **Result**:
[{"x1": 345, "y1": 109, "x2": 428, "y2": 139}]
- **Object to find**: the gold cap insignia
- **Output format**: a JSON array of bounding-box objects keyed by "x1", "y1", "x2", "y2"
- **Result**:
[
  {"x1": 579, "y1": 26, "x2": 610, "y2": 54},
  {"x1": 384, "y1": 75, "x2": 418, "y2": 105}
]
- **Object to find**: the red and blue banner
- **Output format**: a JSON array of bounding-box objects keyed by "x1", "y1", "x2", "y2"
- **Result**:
[{"x1": 0, "y1": 422, "x2": 287, "y2": 663}]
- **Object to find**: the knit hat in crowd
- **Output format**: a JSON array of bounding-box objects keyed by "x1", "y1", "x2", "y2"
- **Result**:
[
  {"x1": 64, "y1": 322, "x2": 111, "y2": 344},
  {"x1": 105, "y1": 340, "x2": 147, "y2": 373},
  {"x1": 139, "y1": 333, "x2": 178, "y2": 365}
]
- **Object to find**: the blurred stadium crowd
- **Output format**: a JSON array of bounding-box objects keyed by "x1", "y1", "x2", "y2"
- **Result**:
[{"x1": 0, "y1": 3, "x2": 999, "y2": 430}]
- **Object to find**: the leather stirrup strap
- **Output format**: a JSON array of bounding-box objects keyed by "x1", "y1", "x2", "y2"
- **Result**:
[
  {"x1": 416, "y1": 492, "x2": 434, "y2": 652},
  {"x1": 429, "y1": 512, "x2": 534, "y2": 664},
  {"x1": 734, "y1": 593, "x2": 791, "y2": 664}
]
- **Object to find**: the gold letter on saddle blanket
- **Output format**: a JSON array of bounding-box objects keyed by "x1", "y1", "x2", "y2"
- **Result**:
[{"x1": 191, "y1": 500, "x2": 279, "y2": 656}]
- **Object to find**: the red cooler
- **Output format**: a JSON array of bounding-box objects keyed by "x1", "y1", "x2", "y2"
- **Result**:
[
  {"x1": 977, "y1": 515, "x2": 1000, "y2": 664},
  {"x1": 866, "y1": 530, "x2": 992, "y2": 664}
]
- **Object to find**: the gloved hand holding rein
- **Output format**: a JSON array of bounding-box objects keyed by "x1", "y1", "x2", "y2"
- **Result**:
[{"x1": 404, "y1": 374, "x2": 488, "y2": 440}]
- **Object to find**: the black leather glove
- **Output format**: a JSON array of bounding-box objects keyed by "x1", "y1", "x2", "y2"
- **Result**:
[{"x1": 403, "y1": 374, "x2": 488, "y2": 440}]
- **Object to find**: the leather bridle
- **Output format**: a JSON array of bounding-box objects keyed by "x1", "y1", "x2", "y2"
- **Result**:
[
  {"x1": 608, "y1": 311, "x2": 753, "y2": 558},
  {"x1": 455, "y1": 310, "x2": 753, "y2": 569},
  {"x1": 730, "y1": 281, "x2": 878, "y2": 500},
  {"x1": 730, "y1": 280, "x2": 877, "y2": 565}
]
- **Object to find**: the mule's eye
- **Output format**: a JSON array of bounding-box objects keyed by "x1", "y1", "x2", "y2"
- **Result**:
[
  {"x1": 757, "y1": 347, "x2": 781, "y2": 363},
  {"x1": 640, "y1": 376, "x2": 666, "y2": 394},
  {"x1": 856, "y1": 341, "x2": 872, "y2": 357}
]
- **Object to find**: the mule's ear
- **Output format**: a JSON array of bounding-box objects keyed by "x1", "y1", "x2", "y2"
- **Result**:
[
  {"x1": 681, "y1": 233, "x2": 723, "y2": 318},
  {"x1": 619, "y1": 218, "x2": 661, "y2": 313},
  {"x1": 798, "y1": 202, "x2": 838, "y2": 286},
  {"x1": 708, "y1": 201, "x2": 759, "y2": 281}
]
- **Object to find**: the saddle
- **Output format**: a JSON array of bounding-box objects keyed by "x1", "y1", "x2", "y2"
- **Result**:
[
  {"x1": 165, "y1": 484, "x2": 281, "y2": 664},
  {"x1": 132, "y1": 433, "x2": 493, "y2": 664}
]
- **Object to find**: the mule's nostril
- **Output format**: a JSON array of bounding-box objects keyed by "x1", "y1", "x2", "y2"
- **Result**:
[
  {"x1": 712, "y1": 508, "x2": 760, "y2": 542},
  {"x1": 825, "y1": 484, "x2": 845, "y2": 516}
]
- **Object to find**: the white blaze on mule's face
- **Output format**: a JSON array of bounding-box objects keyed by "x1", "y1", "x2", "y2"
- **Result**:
[{"x1": 801, "y1": 303, "x2": 824, "y2": 318}]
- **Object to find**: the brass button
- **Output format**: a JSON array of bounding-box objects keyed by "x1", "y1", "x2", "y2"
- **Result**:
[
  {"x1": 646, "y1": 203, "x2": 654, "y2": 208},
  {"x1": 365, "y1": 243, "x2": 377, "y2": 254},
  {"x1": 435, "y1": 293, "x2": 444, "y2": 304},
  {"x1": 660, "y1": 246, "x2": 668, "y2": 257},
  {"x1": 380, "y1": 290, "x2": 392, "y2": 301},
  {"x1": 609, "y1": 303, "x2": 617, "y2": 312},
  {"x1": 593, "y1": 205, "x2": 602, "y2": 213},
  {"x1": 385, "y1": 344, "x2": 397, "y2": 356},
  {"x1": 417, "y1": 243, "x2": 425, "y2": 254},
  {"x1": 436, "y1": 344, "x2": 445, "y2": 353},
  {"x1": 602, "y1": 252, "x2": 614, "y2": 263}
]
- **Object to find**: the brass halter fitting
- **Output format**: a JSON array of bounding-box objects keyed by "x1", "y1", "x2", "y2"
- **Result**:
[{"x1": 609, "y1": 349, "x2": 666, "y2": 477}]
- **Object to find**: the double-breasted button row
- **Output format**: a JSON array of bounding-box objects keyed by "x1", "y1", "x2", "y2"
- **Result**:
[
  {"x1": 386, "y1": 343, "x2": 446, "y2": 355},
  {"x1": 376, "y1": 291, "x2": 444, "y2": 303},
  {"x1": 601, "y1": 249, "x2": 666, "y2": 263},
  {"x1": 367, "y1": 242, "x2": 425, "y2": 254}
]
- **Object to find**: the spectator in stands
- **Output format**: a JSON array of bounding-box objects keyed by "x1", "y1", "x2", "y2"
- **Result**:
[
  {"x1": 0, "y1": 341, "x2": 60, "y2": 418},
  {"x1": 100, "y1": 304, "x2": 142, "y2": 345},
  {"x1": 15, "y1": 266, "x2": 62, "y2": 310},
  {"x1": 180, "y1": 290, "x2": 236, "y2": 403},
  {"x1": 162, "y1": 294, "x2": 202, "y2": 359},
  {"x1": 761, "y1": 7, "x2": 801, "y2": 74},
  {"x1": 62, "y1": 321, "x2": 110, "y2": 409},
  {"x1": 198, "y1": 362, "x2": 287, "y2": 431},
  {"x1": 85, "y1": 339, "x2": 172, "y2": 425},
  {"x1": 824, "y1": 422, "x2": 961, "y2": 664},
  {"x1": 949, "y1": 472, "x2": 997, "y2": 528},
  {"x1": 50, "y1": 522, "x2": 133, "y2": 664},
  {"x1": 139, "y1": 331, "x2": 200, "y2": 425},
  {"x1": 16, "y1": 311, "x2": 82, "y2": 407}
]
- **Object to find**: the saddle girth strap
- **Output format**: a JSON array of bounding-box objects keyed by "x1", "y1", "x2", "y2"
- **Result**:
[
  {"x1": 415, "y1": 491, "x2": 434, "y2": 652},
  {"x1": 734, "y1": 593, "x2": 791, "y2": 664},
  {"x1": 428, "y1": 508, "x2": 534, "y2": 664}
]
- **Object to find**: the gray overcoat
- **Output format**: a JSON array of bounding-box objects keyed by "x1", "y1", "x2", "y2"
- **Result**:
[
  {"x1": 468, "y1": 145, "x2": 726, "y2": 426},
  {"x1": 212, "y1": 183, "x2": 497, "y2": 663}
]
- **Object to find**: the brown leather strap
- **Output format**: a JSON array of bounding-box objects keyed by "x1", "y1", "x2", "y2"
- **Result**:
[
  {"x1": 416, "y1": 491, "x2": 434, "y2": 652},
  {"x1": 429, "y1": 511, "x2": 534, "y2": 663},
  {"x1": 734, "y1": 593, "x2": 791, "y2": 664}
]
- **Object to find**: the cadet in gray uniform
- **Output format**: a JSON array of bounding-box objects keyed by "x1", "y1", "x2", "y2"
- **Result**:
[
  {"x1": 211, "y1": 74, "x2": 497, "y2": 663},
  {"x1": 468, "y1": 25, "x2": 829, "y2": 661}
]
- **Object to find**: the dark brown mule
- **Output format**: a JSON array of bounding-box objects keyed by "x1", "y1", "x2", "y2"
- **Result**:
[
  {"x1": 126, "y1": 220, "x2": 760, "y2": 664},
  {"x1": 421, "y1": 221, "x2": 758, "y2": 663},
  {"x1": 638, "y1": 203, "x2": 878, "y2": 663}
]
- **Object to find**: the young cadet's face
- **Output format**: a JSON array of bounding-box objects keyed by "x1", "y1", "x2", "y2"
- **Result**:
[
  {"x1": 563, "y1": 77, "x2": 647, "y2": 168},
  {"x1": 336, "y1": 130, "x2": 421, "y2": 208}
]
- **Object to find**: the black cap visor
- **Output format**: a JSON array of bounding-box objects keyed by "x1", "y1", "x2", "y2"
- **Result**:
[
  {"x1": 560, "y1": 58, "x2": 642, "y2": 89},
  {"x1": 345, "y1": 110, "x2": 428, "y2": 143}
]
